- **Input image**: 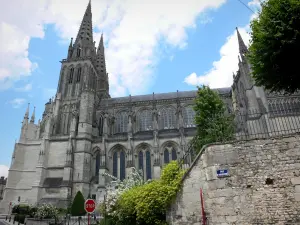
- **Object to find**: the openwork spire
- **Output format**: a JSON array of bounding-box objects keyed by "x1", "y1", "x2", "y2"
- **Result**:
[
  {"x1": 74, "y1": 0, "x2": 94, "y2": 46},
  {"x1": 236, "y1": 27, "x2": 248, "y2": 55},
  {"x1": 30, "y1": 106, "x2": 36, "y2": 123}
]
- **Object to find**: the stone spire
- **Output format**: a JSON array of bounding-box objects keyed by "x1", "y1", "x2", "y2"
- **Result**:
[
  {"x1": 24, "y1": 103, "x2": 30, "y2": 120},
  {"x1": 236, "y1": 27, "x2": 248, "y2": 56},
  {"x1": 72, "y1": 0, "x2": 95, "y2": 58},
  {"x1": 30, "y1": 106, "x2": 36, "y2": 124},
  {"x1": 74, "y1": 0, "x2": 94, "y2": 45},
  {"x1": 96, "y1": 33, "x2": 107, "y2": 73}
]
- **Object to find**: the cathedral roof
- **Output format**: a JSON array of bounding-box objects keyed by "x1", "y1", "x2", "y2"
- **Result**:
[{"x1": 102, "y1": 87, "x2": 231, "y2": 105}]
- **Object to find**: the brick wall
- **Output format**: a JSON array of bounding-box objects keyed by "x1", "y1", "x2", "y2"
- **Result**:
[{"x1": 167, "y1": 135, "x2": 300, "y2": 225}]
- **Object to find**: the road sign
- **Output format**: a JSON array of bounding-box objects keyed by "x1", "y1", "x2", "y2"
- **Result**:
[{"x1": 85, "y1": 199, "x2": 96, "y2": 214}]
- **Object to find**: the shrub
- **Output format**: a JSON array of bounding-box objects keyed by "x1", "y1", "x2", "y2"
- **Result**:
[
  {"x1": 34, "y1": 204, "x2": 59, "y2": 220},
  {"x1": 71, "y1": 191, "x2": 86, "y2": 216}
]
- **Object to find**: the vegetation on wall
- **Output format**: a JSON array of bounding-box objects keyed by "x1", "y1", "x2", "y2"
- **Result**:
[
  {"x1": 193, "y1": 85, "x2": 234, "y2": 150},
  {"x1": 248, "y1": 0, "x2": 300, "y2": 94},
  {"x1": 99, "y1": 161, "x2": 184, "y2": 225}
]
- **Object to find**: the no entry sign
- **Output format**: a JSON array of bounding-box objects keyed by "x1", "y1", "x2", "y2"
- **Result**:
[{"x1": 85, "y1": 199, "x2": 96, "y2": 214}]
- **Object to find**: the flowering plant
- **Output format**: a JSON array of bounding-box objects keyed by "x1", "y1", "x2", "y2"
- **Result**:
[
  {"x1": 100, "y1": 167, "x2": 147, "y2": 217},
  {"x1": 34, "y1": 204, "x2": 59, "y2": 220}
]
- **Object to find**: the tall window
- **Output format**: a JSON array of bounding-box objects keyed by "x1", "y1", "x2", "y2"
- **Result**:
[
  {"x1": 171, "y1": 148, "x2": 177, "y2": 160},
  {"x1": 77, "y1": 48, "x2": 81, "y2": 57},
  {"x1": 116, "y1": 111, "x2": 128, "y2": 133},
  {"x1": 76, "y1": 68, "x2": 82, "y2": 82},
  {"x1": 138, "y1": 151, "x2": 143, "y2": 171},
  {"x1": 113, "y1": 152, "x2": 118, "y2": 178},
  {"x1": 95, "y1": 152, "x2": 100, "y2": 175},
  {"x1": 69, "y1": 68, "x2": 74, "y2": 84},
  {"x1": 146, "y1": 151, "x2": 152, "y2": 180},
  {"x1": 139, "y1": 110, "x2": 152, "y2": 131},
  {"x1": 99, "y1": 116, "x2": 104, "y2": 136},
  {"x1": 183, "y1": 106, "x2": 196, "y2": 128},
  {"x1": 164, "y1": 149, "x2": 170, "y2": 164},
  {"x1": 160, "y1": 107, "x2": 176, "y2": 129},
  {"x1": 120, "y1": 151, "x2": 126, "y2": 181}
]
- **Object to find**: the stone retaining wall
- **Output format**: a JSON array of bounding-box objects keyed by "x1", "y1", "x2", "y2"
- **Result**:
[{"x1": 167, "y1": 136, "x2": 300, "y2": 225}]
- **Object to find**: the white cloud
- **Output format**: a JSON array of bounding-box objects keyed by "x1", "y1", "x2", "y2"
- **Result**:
[
  {"x1": 15, "y1": 83, "x2": 32, "y2": 92},
  {"x1": 184, "y1": 27, "x2": 250, "y2": 88},
  {"x1": 0, "y1": 0, "x2": 227, "y2": 96},
  {"x1": 184, "y1": 1, "x2": 262, "y2": 89},
  {"x1": 8, "y1": 98, "x2": 27, "y2": 109},
  {"x1": 0, "y1": 165, "x2": 9, "y2": 178}
]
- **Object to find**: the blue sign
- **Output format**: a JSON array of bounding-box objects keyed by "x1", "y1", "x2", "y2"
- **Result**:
[{"x1": 217, "y1": 169, "x2": 229, "y2": 177}]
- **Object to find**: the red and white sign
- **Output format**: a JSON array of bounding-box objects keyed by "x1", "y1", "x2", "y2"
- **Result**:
[{"x1": 85, "y1": 199, "x2": 96, "y2": 214}]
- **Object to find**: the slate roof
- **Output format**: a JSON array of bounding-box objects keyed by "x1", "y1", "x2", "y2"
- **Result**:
[{"x1": 102, "y1": 88, "x2": 231, "y2": 105}]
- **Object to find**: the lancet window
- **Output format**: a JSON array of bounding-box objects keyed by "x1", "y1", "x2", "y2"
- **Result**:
[
  {"x1": 112, "y1": 149, "x2": 126, "y2": 181},
  {"x1": 115, "y1": 111, "x2": 128, "y2": 133}
]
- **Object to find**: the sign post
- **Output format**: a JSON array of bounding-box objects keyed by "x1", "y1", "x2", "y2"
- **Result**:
[{"x1": 85, "y1": 199, "x2": 96, "y2": 225}]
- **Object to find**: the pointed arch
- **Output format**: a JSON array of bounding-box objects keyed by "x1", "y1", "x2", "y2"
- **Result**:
[
  {"x1": 159, "y1": 106, "x2": 176, "y2": 129},
  {"x1": 183, "y1": 105, "x2": 196, "y2": 128},
  {"x1": 109, "y1": 144, "x2": 127, "y2": 180},
  {"x1": 137, "y1": 108, "x2": 152, "y2": 131},
  {"x1": 164, "y1": 149, "x2": 170, "y2": 164},
  {"x1": 161, "y1": 141, "x2": 180, "y2": 164},
  {"x1": 171, "y1": 148, "x2": 177, "y2": 160},
  {"x1": 115, "y1": 111, "x2": 128, "y2": 133}
]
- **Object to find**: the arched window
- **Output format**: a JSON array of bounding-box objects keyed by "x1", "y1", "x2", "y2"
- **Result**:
[
  {"x1": 138, "y1": 151, "x2": 143, "y2": 171},
  {"x1": 138, "y1": 110, "x2": 152, "y2": 131},
  {"x1": 160, "y1": 107, "x2": 176, "y2": 129},
  {"x1": 77, "y1": 48, "x2": 81, "y2": 57},
  {"x1": 120, "y1": 151, "x2": 126, "y2": 181},
  {"x1": 164, "y1": 149, "x2": 170, "y2": 164},
  {"x1": 95, "y1": 152, "x2": 100, "y2": 175},
  {"x1": 116, "y1": 111, "x2": 128, "y2": 133},
  {"x1": 113, "y1": 152, "x2": 118, "y2": 178},
  {"x1": 146, "y1": 151, "x2": 152, "y2": 180},
  {"x1": 99, "y1": 116, "x2": 104, "y2": 136},
  {"x1": 183, "y1": 106, "x2": 196, "y2": 128},
  {"x1": 76, "y1": 68, "x2": 82, "y2": 82},
  {"x1": 171, "y1": 148, "x2": 177, "y2": 160},
  {"x1": 69, "y1": 68, "x2": 74, "y2": 84}
]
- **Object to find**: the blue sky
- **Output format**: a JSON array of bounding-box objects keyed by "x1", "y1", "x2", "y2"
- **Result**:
[{"x1": 0, "y1": 0, "x2": 259, "y2": 176}]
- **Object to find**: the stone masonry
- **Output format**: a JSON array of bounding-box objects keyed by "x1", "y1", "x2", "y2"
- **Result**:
[
  {"x1": 167, "y1": 135, "x2": 300, "y2": 225},
  {"x1": 0, "y1": 177, "x2": 6, "y2": 201}
]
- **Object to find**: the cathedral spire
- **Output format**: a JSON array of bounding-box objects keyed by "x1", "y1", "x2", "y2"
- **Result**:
[
  {"x1": 24, "y1": 103, "x2": 30, "y2": 121},
  {"x1": 30, "y1": 106, "x2": 36, "y2": 124},
  {"x1": 236, "y1": 27, "x2": 248, "y2": 56},
  {"x1": 71, "y1": 0, "x2": 95, "y2": 59}
]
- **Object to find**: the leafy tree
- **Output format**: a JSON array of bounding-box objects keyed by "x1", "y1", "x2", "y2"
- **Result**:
[
  {"x1": 193, "y1": 86, "x2": 234, "y2": 150},
  {"x1": 71, "y1": 191, "x2": 86, "y2": 216},
  {"x1": 248, "y1": 0, "x2": 300, "y2": 93}
]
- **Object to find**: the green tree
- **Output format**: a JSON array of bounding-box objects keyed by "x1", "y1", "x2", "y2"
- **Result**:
[
  {"x1": 71, "y1": 191, "x2": 86, "y2": 216},
  {"x1": 193, "y1": 86, "x2": 234, "y2": 150},
  {"x1": 248, "y1": 0, "x2": 300, "y2": 94}
]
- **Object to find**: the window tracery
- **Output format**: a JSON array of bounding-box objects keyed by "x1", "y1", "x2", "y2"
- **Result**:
[
  {"x1": 183, "y1": 106, "x2": 196, "y2": 128},
  {"x1": 112, "y1": 148, "x2": 126, "y2": 181},
  {"x1": 160, "y1": 107, "x2": 176, "y2": 129},
  {"x1": 115, "y1": 111, "x2": 128, "y2": 133},
  {"x1": 138, "y1": 109, "x2": 152, "y2": 131}
]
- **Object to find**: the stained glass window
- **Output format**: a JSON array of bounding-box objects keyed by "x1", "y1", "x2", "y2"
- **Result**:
[
  {"x1": 113, "y1": 152, "x2": 118, "y2": 178},
  {"x1": 95, "y1": 152, "x2": 100, "y2": 175},
  {"x1": 146, "y1": 151, "x2": 152, "y2": 180},
  {"x1": 138, "y1": 151, "x2": 143, "y2": 171},
  {"x1": 116, "y1": 111, "x2": 128, "y2": 133},
  {"x1": 139, "y1": 110, "x2": 152, "y2": 131},
  {"x1": 171, "y1": 148, "x2": 177, "y2": 160},
  {"x1": 160, "y1": 107, "x2": 176, "y2": 129},
  {"x1": 69, "y1": 68, "x2": 74, "y2": 84},
  {"x1": 120, "y1": 151, "x2": 126, "y2": 181},
  {"x1": 76, "y1": 68, "x2": 81, "y2": 82},
  {"x1": 183, "y1": 106, "x2": 196, "y2": 128},
  {"x1": 164, "y1": 149, "x2": 169, "y2": 164}
]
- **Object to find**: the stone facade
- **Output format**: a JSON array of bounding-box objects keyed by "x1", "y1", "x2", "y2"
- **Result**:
[
  {"x1": 167, "y1": 135, "x2": 300, "y2": 225},
  {"x1": 0, "y1": 177, "x2": 6, "y2": 201},
  {"x1": 1, "y1": 0, "x2": 300, "y2": 215}
]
